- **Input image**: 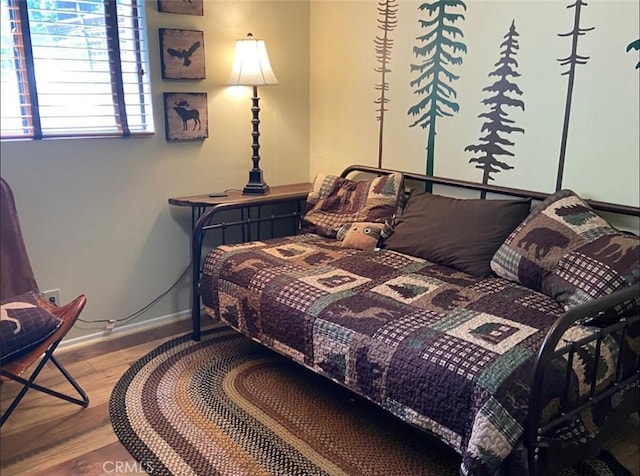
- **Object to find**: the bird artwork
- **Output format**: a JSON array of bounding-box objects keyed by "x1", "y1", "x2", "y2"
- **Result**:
[
  {"x1": 167, "y1": 41, "x2": 201, "y2": 67},
  {"x1": 160, "y1": 29, "x2": 205, "y2": 79}
]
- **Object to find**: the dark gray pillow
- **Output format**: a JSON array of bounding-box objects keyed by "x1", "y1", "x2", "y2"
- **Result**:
[
  {"x1": 384, "y1": 192, "x2": 531, "y2": 277},
  {"x1": 1, "y1": 291, "x2": 62, "y2": 363}
]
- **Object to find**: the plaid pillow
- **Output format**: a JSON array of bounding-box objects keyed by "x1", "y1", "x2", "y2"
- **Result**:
[
  {"x1": 491, "y1": 189, "x2": 639, "y2": 312},
  {"x1": 301, "y1": 172, "x2": 404, "y2": 238},
  {"x1": 1, "y1": 291, "x2": 62, "y2": 363}
]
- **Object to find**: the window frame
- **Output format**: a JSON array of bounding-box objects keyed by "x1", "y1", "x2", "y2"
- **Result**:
[{"x1": 1, "y1": 0, "x2": 154, "y2": 140}]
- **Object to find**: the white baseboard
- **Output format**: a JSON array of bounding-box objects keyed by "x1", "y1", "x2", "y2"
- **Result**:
[{"x1": 59, "y1": 309, "x2": 193, "y2": 350}]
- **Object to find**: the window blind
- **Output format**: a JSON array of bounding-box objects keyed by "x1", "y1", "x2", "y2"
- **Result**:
[{"x1": 0, "y1": 0, "x2": 154, "y2": 139}]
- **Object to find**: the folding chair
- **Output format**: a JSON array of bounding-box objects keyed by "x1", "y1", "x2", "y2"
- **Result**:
[{"x1": 1, "y1": 177, "x2": 89, "y2": 427}]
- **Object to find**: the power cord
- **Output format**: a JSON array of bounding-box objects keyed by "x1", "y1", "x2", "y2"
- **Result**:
[
  {"x1": 208, "y1": 188, "x2": 242, "y2": 197},
  {"x1": 77, "y1": 263, "x2": 191, "y2": 327}
]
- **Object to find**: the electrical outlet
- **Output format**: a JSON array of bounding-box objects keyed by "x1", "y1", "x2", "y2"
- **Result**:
[{"x1": 42, "y1": 289, "x2": 61, "y2": 306}]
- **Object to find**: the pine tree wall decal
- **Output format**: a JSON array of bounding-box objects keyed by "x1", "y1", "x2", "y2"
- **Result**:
[
  {"x1": 408, "y1": 0, "x2": 467, "y2": 191},
  {"x1": 374, "y1": 0, "x2": 398, "y2": 168},
  {"x1": 556, "y1": 0, "x2": 594, "y2": 192},
  {"x1": 465, "y1": 20, "x2": 525, "y2": 198}
]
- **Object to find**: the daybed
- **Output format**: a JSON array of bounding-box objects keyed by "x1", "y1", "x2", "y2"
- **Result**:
[{"x1": 192, "y1": 165, "x2": 639, "y2": 475}]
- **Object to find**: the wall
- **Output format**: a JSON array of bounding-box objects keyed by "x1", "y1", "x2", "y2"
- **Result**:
[
  {"x1": 309, "y1": 0, "x2": 639, "y2": 215},
  {"x1": 0, "y1": 1, "x2": 310, "y2": 339},
  {"x1": 2, "y1": 0, "x2": 639, "y2": 340}
]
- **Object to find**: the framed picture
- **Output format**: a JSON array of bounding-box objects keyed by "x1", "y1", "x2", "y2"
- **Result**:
[
  {"x1": 157, "y1": 0, "x2": 203, "y2": 16},
  {"x1": 163, "y1": 92, "x2": 208, "y2": 141},
  {"x1": 160, "y1": 29, "x2": 205, "y2": 80}
]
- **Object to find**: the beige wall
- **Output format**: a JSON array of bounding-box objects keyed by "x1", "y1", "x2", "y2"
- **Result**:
[{"x1": 0, "y1": 1, "x2": 310, "y2": 339}]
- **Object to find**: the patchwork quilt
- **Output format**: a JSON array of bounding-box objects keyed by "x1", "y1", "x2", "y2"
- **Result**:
[{"x1": 200, "y1": 233, "x2": 636, "y2": 475}]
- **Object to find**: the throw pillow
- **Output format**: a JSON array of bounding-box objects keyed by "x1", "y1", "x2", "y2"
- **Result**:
[
  {"x1": 1, "y1": 291, "x2": 62, "y2": 363},
  {"x1": 491, "y1": 189, "x2": 639, "y2": 312},
  {"x1": 301, "y1": 172, "x2": 404, "y2": 238},
  {"x1": 384, "y1": 192, "x2": 532, "y2": 277},
  {"x1": 336, "y1": 221, "x2": 394, "y2": 251}
]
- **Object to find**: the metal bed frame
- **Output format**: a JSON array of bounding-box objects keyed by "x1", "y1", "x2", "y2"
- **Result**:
[{"x1": 191, "y1": 164, "x2": 640, "y2": 474}]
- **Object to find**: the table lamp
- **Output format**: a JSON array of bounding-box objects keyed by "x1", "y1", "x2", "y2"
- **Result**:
[{"x1": 228, "y1": 33, "x2": 278, "y2": 195}]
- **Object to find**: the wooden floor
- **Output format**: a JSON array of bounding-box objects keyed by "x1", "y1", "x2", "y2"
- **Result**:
[{"x1": 1, "y1": 319, "x2": 638, "y2": 476}]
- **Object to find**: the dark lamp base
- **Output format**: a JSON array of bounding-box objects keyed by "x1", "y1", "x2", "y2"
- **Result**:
[
  {"x1": 242, "y1": 168, "x2": 270, "y2": 195},
  {"x1": 242, "y1": 183, "x2": 270, "y2": 195}
]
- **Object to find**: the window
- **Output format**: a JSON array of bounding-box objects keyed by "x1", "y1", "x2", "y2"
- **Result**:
[{"x1": 0, "y1": 0, "x2": 154, "y2": 139}]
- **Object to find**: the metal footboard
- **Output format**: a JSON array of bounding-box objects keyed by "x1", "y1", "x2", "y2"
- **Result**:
[{"x1": 527, "y1": 283, "x2": 640, "y2": 474}]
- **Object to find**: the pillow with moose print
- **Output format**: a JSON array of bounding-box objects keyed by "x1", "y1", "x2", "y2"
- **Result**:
[
  {"x1": 301, "y1": 172, "x2": 404, "y2": 238},
  {"x1": 491, "y1": 189, "x2": 639, "y2": 313},
  {"x1": 1, "y1": 291, "x2": 62, "y2": 363}
]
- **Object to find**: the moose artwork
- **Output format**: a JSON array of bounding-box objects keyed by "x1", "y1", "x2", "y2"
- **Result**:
[
  {"x1": 163, "y1": 92, "x2": 208, "y2": 141},
  {"x1": 160, "y1": 29, "x2": 205, "y2": 80}
]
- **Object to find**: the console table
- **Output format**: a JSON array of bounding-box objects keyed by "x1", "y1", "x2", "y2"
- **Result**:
[{"x1": 169, "y1": 182, "x2": 312, "y2": 230}]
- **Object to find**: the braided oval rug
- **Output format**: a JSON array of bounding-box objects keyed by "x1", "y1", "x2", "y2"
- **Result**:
[{"x1": 109, "y1": 325, "x2": 632, "y2": 476}]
